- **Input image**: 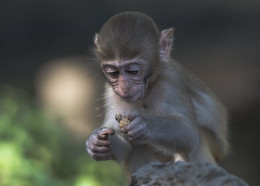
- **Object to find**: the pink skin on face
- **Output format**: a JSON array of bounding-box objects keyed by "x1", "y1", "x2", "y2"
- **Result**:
[{"x1": 101, "y1": 59, "x2": 148, "y2": 102}]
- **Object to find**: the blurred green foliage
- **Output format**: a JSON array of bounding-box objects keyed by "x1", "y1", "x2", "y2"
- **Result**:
[{"x1": 0, "y1": 87, "x2": 127, "y2": 186}]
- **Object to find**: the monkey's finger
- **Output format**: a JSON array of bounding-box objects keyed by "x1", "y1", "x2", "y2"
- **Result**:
[
  {"x1": 99, "y1": 128, "x2": 115, "y2": 137},
  {"x1": 92, "y1": 152, "x2": 113, "y2": 160},
  {"x1": 95, "y1": 139, "x2": 111, "y2": 147},
  {"x1": 127, "y1": 114, "x2": 136, "y2": 121},
  {"x1": 98, "y1": 134, "x2": 109, "y2": 140},
  {"x1": 127, "y1": 129, "x2": 147, "y2": 145},
  {"x1": 91, "y1": 145, "x2": 112, "y2": 153},
  {"x1": 133, "y1": 132, "x2": 148, "y2": 144},
  {"x1": 127, "y1": 128, "x2": 142, "y2": 139},
  {"x1": 98, "y1": 134, "x2": 114, "y2": 140},
  {"x1": 126, "y1": 117, "x2": 144, "y2": 131}
]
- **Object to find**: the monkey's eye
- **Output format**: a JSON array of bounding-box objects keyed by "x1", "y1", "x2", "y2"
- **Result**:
[
  {"x1": 103, "y1": 66, "x2": 120, "y2": 78},
  {"x1": 107, "y1": 71, "x2": 120, "y2": 78},
  {"x1": 126, "y1": 70, "x2": 139, "y2": 75},
  {"x1": 125, "y1": 64, "x2": 140, "y2": 76}
]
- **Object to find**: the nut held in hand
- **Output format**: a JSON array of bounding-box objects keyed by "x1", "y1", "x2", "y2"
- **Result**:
[{"x1": 115, "y1": 114, "x2": 130, "y2": 128}]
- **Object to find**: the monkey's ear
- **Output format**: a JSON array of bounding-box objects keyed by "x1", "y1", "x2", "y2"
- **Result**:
[
  {"x1": 94, "y1": 33, "x2": 102, "y2": 52},
  {"x1": 159, "y1": 28, "x2": 174, "y2": 63},
  {"x1": 94, "y1": 33, "x2": 99, "y2": 46}
]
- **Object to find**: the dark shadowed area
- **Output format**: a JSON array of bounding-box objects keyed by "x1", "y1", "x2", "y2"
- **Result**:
[{"x1": 1, "y1": 0, "x2": 259, "y2": 185}]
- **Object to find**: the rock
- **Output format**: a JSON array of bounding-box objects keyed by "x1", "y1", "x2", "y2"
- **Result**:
[{"x1": 130, "y1": 161, "x2": 248, "y2": 186}]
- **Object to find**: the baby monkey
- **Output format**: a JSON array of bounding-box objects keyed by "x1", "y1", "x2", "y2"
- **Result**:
[{"x1": 86, "y1": 11, "x2": 229, "y2": 176}]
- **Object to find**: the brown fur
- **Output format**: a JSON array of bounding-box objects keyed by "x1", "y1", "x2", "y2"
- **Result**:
[{"x1": 87, "y1": 11, "x2": 229, "y2": 176}]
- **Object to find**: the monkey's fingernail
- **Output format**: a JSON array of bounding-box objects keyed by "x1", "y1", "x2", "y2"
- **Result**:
[{"x1": 99, "y1": 134, "x2": 108, "y2": 139}]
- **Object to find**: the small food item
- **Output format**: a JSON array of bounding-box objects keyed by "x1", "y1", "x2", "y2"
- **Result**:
[{"x1": 115, "y1": 114, "x2": 130, "y2": 128}]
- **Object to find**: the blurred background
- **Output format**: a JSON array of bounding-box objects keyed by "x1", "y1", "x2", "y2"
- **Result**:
[{"x1": 0, "y1": 0, "x2": 259, "y2": 185}]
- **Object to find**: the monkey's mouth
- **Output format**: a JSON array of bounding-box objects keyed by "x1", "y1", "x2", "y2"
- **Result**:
[
  {"x1": 122, "y1": 94, "x2": 142, "y2": 102},
  {"x1": 115, "y1": 89, "x2": 142, "y2": 102},
  {"x1": 120, "y1": 95, "x2": 133, "y2": 100}
]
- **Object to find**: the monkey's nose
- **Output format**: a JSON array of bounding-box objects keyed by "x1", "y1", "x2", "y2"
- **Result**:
[
  {"x1": 120, "y1": 81, "x2": 130, "y2": 94},
  {"x1": 122, "y1": 85, "x2": 129, "y2": 93},
  {"x1": 121, "y1": 87, "x2": 130, "y2": 96}
]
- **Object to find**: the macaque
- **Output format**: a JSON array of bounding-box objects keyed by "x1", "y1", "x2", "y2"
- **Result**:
[{"x1": 86, "y1": 11, "x2": 229, "y2": 176}]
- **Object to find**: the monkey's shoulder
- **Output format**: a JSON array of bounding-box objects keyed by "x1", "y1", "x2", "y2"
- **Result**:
[{"x1": 144, "y1": 61, "x2": 216, "y2": 115}]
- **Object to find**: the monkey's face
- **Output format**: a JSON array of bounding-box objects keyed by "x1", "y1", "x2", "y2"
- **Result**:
[{"x1": 101, "y1": 59, "x2": 149, "y2": 102}]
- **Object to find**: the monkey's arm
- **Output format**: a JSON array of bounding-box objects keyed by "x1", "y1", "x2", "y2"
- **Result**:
[
  {"x1": 149, "y1": 115, "x2": 199, "y2": 153},
  {"x1": 108, "y1": 131, "x2": 133, "y2": 163},
  {"x1": 122, "y1": 115, "x2": 200, "y2": 156}
]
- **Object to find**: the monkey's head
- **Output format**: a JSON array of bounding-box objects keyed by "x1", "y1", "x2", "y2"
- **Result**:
[{"x1": 94, "y1": 11, "x2": 174, "y2": 102}]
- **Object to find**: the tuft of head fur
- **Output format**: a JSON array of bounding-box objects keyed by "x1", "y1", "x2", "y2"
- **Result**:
[{"x1": 94, "y1": 11, "x2": 160, "y2": 69}]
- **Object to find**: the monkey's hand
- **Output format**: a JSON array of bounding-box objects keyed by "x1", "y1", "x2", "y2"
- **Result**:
[
  {"x1": 86, "y1": 127, "x2": 115, "y2": 161},
  {"x1": 121, "y1": 115, "x2": 149, "y2": 144}
]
